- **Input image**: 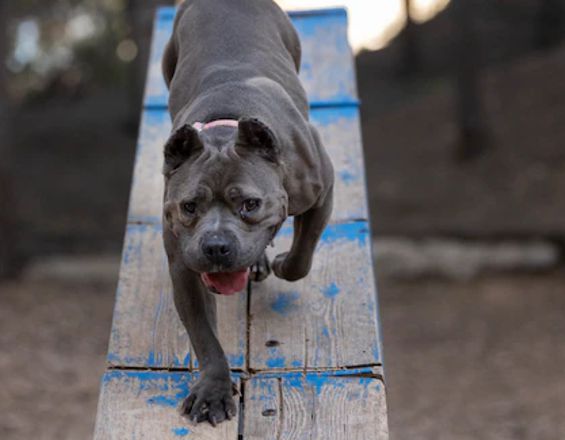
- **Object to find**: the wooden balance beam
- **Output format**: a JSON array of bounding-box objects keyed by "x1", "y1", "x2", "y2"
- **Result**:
[{"x1": 94, "y1": 7, "x2": 389, "y2": 439}]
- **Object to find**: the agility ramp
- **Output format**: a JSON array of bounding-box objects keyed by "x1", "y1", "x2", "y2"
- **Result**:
[{"x1": 94, "y1": 7, "x2": 388, "y2": 439}]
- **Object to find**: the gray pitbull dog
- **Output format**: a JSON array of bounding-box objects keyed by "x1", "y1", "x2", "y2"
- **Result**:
[{"x1": 161, "y1": 0, "x2": 334, "y2": 426}]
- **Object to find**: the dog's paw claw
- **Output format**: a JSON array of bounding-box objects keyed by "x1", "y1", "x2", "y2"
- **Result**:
[
  {"x1": 250, "y1": 252, "x2": 271, "y2": 282},
  {"x1": 179, "y1": 378, "x2": 237, "y2": 427}
]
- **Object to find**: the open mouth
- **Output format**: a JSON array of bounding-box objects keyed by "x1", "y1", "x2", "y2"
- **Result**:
[{"x1": 201, "y1": 268, "x2": 250, "y2": 296}]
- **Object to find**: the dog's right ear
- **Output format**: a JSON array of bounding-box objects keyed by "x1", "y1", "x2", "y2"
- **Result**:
[{"x1": 163, "y1": 124, "x2": 203, "y2": 176}]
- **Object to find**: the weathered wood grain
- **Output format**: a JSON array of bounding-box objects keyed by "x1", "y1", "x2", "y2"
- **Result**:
[
  {"x1": 244, "y1": 368, "x2": 388, "y2": 440},
  {"x1": 127, "y1": 106, "x2": 367, "y2": 225},
  {"x1": 94, "y1": 371, "x2": 240, "y2": 440},
  {"x1": 107, "y1": 223, "x2": 247, "y2": 369},
  {"x1": 311, "y1": 106, "x2": 368, "y2": 222},
  {"x1": 126, "y1": 109, "x2": 168, "y2": 225},
  {"x1": 249, "y1": 222, "x2": 382, "y2": 371},
  {"x1": 292, "y1": 10, "x2": 357, "y2": 105},
  {"x1": 144, "y1": 8, "x2": 357, "y2": 109},
  {"x1": 143, "y1": 8, "x2": 170, "y2": 108}
]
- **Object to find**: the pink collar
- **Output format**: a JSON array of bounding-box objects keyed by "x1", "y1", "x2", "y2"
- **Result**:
[{"x1": 193, "y1": 119, "x2": 239, "y2": 131}]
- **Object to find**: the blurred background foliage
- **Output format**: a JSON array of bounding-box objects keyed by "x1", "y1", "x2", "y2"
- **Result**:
[
  {"x1": 2, "y1": 0, "x2": 565, "y2": 278},
  {"x1": 0, "y1": 0, "x2": 171, "y2": 277},
  {"x1": 4, "y1": 0, "x2": 132, "y2": 101}
]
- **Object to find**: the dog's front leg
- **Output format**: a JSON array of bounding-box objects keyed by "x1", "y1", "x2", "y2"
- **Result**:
[
  {"x1": 169, "y1": 262, "x2": 237, "y2": 426},
  {"x1": 272, "y1": 186, "x2": 333, "y2": 281}
]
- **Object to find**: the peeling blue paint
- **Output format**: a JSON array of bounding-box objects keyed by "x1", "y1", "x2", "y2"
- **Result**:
[
  {"x1": 270, "y1": 291, "x2": 299, "y2": 316},
  {"x1": 107, "y1": 352, "x2": 192, "y2": 368},
  {"x1": 310, "y1": 106, "x2": 358, "y2": 126},
  {"x1": 147, "y1": 351, "x2": 157, "y2": 366},
  {"x1": 283, "y1": 372, "x2": 346, "y2": 394},
  {"x1": 106, "y1": 352, "x2": 121, "y2": 364},
  {"x1": 172, "y1": 427, "x2": 191, "y2": 437},
  {"x1": 292, "y1": 13, "x2": 346, "y2": 40},
  {"x1": 323, "y1": 282, "x2": 341, "y2": 298},
  {"x1": 266, "y1": 356, "x2": 286, "y2": 368},
  {"x1": 228, "y1": 353, "x2": 245, "y2": 368},
  {"x1": 158, "y1": 7, "x2": 175, "y2": 22},
  {"x1": 147, "y1": 395, "x2": 178, "y2": 408},
  {"x1": 339, "y1": 169, "x2": 357, "y2": 184},
  {"x1": 156, "y1": 6, "x2": 348, "y2": 23},
  {"x1": 372, "y1": 341, "x2": 381, "y2": 362},
  {"x1": 277, "y1": 221, "x2": 369, "y2": 247}
]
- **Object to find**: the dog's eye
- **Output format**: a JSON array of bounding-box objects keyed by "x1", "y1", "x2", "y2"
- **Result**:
[
  {"x1": 182, "y1": 201, "x2": 197, "y2": 214},
  {"x1": 242, "y1": 198, "x2": 261, "y2": 213}
]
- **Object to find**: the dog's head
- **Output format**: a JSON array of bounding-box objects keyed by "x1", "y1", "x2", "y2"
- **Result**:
[{"x1": 163, "y1": 118, "x2": 288, "y2": 295}]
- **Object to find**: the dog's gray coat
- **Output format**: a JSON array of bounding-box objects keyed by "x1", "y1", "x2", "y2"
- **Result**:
[{"x1": 161, "y1": 0, "x2": 333, "y2": 425}]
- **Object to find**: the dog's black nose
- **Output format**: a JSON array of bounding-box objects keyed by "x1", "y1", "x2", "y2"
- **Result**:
[{"x1": 202, "y1": 234, "x2": 235, "y2": 265}]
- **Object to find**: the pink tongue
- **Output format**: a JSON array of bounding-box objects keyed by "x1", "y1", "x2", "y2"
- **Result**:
[{"x1": 201, "y1": 269, "x2": 250, "y2": 295}]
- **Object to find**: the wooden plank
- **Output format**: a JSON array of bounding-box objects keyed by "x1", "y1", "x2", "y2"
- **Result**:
[
  {"x1": 127, "y1": 106, "x2": 368, "y2": 225},
  {"x1": 94, "y1": 370, "x2": 240, "y2": 439},
  {"x1": 310, "y1": 106, "x2": 368, "y2": 222},
  {"x1": 249, "y1": 222, "x2": 382, "y2": 371},
  {"x1": 244, "y1": 369, "x2": 388, "y2": 440},
  {"x1": 144, "y1": 8, "x2": 357, "y2": 109},
  {"x1": 291, "y1": 9, "x2": 357, "y2": 106},
  {"x1": 143, "y1": 8, "x2": 172, "y2": 109},
  {"x1": 107, "y1": 222, "x2": 383, "y2": 372},
  {"x1": 126, "y1": 109, "x2": 168, "y2": 225},
  {"x1": 96, "y1": 6, "x2": 388, "y2": 439},
  {"x1": 107, "y1": 223, "x2": 247, "y2": 369}
]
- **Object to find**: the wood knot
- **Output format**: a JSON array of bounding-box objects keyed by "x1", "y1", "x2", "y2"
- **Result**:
[{"x1": 262, "y1": 408, "x2": 277, "y2": 417}]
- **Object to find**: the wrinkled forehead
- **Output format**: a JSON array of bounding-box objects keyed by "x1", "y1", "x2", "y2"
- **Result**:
[{"x1": 166, "y1": 149, "x2": 276, "y2": 200}]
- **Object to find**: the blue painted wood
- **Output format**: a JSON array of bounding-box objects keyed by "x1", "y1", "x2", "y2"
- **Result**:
[
  {"x1": 107, "y1": 220, "x2": 381, "y2": 371},
  {"x1": 95, "y1": 369, "x2": 387, "y2": 438},
  {"x1": 143, "y1": 7, "x2": 357, "y2": 109},
  {"x1": 249, "y1": 221, "x2": 383, "y2": 371},
  {"x1": 244, "y1": 368, "x2": 388, "y2": 439},
  {"x1": 126, "y1": 108, "x2": 168, "y2": 225},
  {"x1": 127, "y1": 105, "x2": 368, "y2": 225},
  {"x1": 95, "y1": 370, "x2": 240, "y2": 439}
]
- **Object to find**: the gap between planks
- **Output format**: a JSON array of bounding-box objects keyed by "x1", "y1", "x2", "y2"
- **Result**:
[{"x1": 105, "y1": 363, "x2": 384, "y2": 381}]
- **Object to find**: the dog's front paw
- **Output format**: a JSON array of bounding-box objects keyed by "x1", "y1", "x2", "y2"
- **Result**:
[
  {"x1": 250, "y1": 252, "x2": 271, "y2": 282},
  {"x1": 180, "y1": 376, "x2": 238, "y2": 426},
  {"x1": 272, "y1": 252, "x2": 310, "y2": 281}
]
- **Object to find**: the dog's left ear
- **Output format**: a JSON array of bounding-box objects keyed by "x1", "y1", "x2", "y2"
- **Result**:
[
  {"x1": 163, "y1": 124, "x2": 203, "y2": 176},
  {"x1": 236, "y1": 118, "x2": 279, "y2": 163}
]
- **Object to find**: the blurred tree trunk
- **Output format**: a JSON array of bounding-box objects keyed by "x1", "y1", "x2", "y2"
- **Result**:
[
  {"x1": 452, "y1": 0, "x2": 489, "y2": 161},
  {"x1": 536, "y1": 0, "x2": 565, "y2": 49},
  {"x1": 397, "y1": 0, "x2": 421, "y2": 75},
  {"x1": 0, "y1": 0, "x2": 22, "y2": 279}
]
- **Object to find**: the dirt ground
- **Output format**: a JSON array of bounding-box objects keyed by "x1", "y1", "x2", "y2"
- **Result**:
[
  {"x1": 380, "y1": 272, "x2": 565, "y2": 440},
  {"x1": 0, "y1": 267, "x2": 564, "y2": 439}
]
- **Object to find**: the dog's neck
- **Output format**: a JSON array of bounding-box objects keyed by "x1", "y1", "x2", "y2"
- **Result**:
[{"x1": 193, "y1": 119, "x2": 239, "y2": 132}]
